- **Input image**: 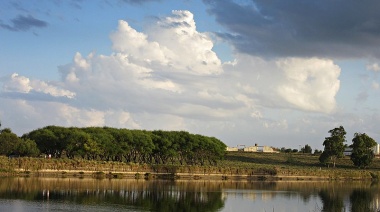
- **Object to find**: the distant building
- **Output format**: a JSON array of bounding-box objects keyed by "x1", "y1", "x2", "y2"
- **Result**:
[
  {"x1": 344, "y1": 143, "x2": 380, "y2": 156},
  {"x1": 226, "y1": 146, "x2": 239, "y2": 152},
  {"x1": 372, "y1": 143, "x2": 380, "y2": 155},
  {"x1": 226, "y1": 144, "x2": 277, "y2": 153},
  {"x1": 244, "y1": 145, "x2": 275, "y2": 153},
  {"x1": 243, "y1": 146, "x2": 259, "y2": 152},
  {"x1": 344, "y1": 147, "x2": 352, "y2": 156}
]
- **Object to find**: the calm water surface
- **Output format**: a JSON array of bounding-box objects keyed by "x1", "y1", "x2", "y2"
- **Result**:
[{"x1": 0, "y1": 177, "x2": 379, "y2": 212}]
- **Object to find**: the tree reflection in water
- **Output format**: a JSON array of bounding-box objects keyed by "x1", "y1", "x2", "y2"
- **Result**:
[
  {"x1": 0, "y1": 178, "x2": 379, "y2": 211},
  {"x1": 318, "y1": 185, "x2": 380, "y2": 212},
  {"x1": 0, "y1": 178, "x2": 224, "y2": 212},
  {"x1": 350, "y1": 189, "x2": 376, "y2": 212},
  {"x1": 318, "y1": 189, "x2": 344, "y2": 212}
]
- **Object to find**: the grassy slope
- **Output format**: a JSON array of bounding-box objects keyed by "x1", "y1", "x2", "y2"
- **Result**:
[
  {"x1": 222, "y1": 152, "x2": 380, "y2": 179},
  {"x1": 1, "y1": 152, "x2": 380, "y2": 180}
]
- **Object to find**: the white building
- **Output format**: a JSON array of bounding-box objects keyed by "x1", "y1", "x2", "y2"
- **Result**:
[
  {"x1": 225, "y1": 144, "x2": 277, "y2": 153},
  {"x1": 243, "y1": 145, "x2": 275, "y2": 153},
  {"x1": 344, "y1": 143, "x2": 380, "y2": 156},
  {"x1": 226, "y1": 146, "x2": 239, "y2": 152},
  {"x1": 344, "y1": 147, "x2": 352, "y2": 156},
  {"x1": 372, "y1": 143, "x2": 380, "y2": 155}
]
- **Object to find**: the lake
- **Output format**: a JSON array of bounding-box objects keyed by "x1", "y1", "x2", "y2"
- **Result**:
[{"x1": 0, "y1": 177, "x2": 379, "y2": 211}]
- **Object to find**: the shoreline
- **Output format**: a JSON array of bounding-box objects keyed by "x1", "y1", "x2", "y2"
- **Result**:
[
  {"x1": 2, "y1": 153, "x2": 380, "y2": 182},
  {"x1": 3, "y1": 169, "x2": 375, "y2": 181}
]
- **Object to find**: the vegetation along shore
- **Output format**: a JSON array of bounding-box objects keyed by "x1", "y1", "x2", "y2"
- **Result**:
[{"x1": 0, "y1": 124, "x2": 379, "y2": 181}]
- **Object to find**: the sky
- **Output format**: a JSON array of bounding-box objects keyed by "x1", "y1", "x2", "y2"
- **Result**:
[{"x1": 1, "y1": 0, "x2": 380, "y2": 150}]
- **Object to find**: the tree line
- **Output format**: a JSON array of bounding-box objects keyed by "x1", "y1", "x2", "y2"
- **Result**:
[
  {"x1": 0, "y1": 128, "x2": 40, "y2": 157},
  {"x1": 279, "y1": 144, "x2": 316, "y2": 154},
  {"x1": 319, "y1": 126, "x2": 377, "y2": 169},
  {"x1": 0, "y1": 126, "x2": 226, "y2": 166}
]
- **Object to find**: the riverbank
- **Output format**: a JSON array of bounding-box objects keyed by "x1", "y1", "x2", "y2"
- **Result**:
[{"x1": 1, "y1": 152, "x2": 380, "y2": 181}]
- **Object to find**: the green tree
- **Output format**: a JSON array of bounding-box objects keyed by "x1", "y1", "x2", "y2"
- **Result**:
[
  {"x1": 319, "y1": 126, "x2": 346, "y2": 168},
  {"x1": 301, "y1": 144, "x2": 312, "y2": 153},
  {"x1": 104, "y1": 127, "x2": 133, "y2": 162},
  {"x1": 44, "y1": 126, "x2": 71, "y2": 158},
  {"x1": 0, "y1": 128, "x2": 39, "y2": 157},
  {"x1": 130, "y1": 130, "x2": 154, "y2": 163},
  {"x1": 0, "y1": 128, "x2": 20, "y2": 156},
  {"x1": 207, "y1": 137, "x2": 226, "y2": 165},
  {"x1": 350, "y1": 133, "x2": 377, "y2": 168},
  {"x1": 318, "y1": 151, "x2": 331, "y2": 167},
  {"x1": 65, "y1": 128, "x2": 90, "y2": 159},
  {"x1": 83, "y1": 137, "x2": 102, "y2": 160},
  {"x1": 151, "y1": 130, "x2": 176, "y2": 164},
  {"x1": 16, "y1": 138, "x2": 40, "y2": 157},
  {"x1": 24, "y1": 128, "x2": 58, "y2": 156}
]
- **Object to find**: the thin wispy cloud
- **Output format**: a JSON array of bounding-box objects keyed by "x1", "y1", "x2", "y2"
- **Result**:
[{"x1": 0, "y1": 14, "x2": 48, "y2": 32}]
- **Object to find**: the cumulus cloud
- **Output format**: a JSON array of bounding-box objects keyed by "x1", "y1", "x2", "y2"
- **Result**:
[
  {"x1": 0, "y1": 14, "x2": 48, "y2": 32},
  {"x1": 0, "y1": 10, "x2": 343, "y2": 148},
  {"x1": 110, "y1": 10, "x2": 223, "y2": 76},
  {"x1": 222, "y1": 55, "x2": 340, "y2": 113},
  {"x1": 2, "y1": 73, "x2": 32, "y2": 93},
  {"x1": 204, "y1": 0, "x2": 380, "y2": 59},
  {"x1": 1, "y1": 73, "x2": 75, "y2": 99},
  {"x1": 0, "y1": 98, "x2": 140, "y2": 134},
  {"x1": 276, "y1": 58, "x2": 340, "y2": 112}
]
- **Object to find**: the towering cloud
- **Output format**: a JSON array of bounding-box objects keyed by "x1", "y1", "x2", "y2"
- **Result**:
[{"x1": 0, "y1": 10, "x2": 342, "y2": 148}]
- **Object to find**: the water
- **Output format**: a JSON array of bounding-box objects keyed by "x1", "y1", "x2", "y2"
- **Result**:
[{"x1": 0, "y1": 177, "x2": 378, "y2": 212}]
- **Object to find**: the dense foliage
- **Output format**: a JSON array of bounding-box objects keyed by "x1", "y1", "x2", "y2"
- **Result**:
[
  {"x1": 21, "y1": 126, "x2": 226, "y2": 166},
  {"x1": 0, "y1": 128, "x2": 40, "y2": 157},
  {"x1": 350, "y1": 133, "x2": 377, "y2": 168},
  {"x1": 300, "y1": 144, "x2": 312, "y2": 154},
  {"x1": 319, "y1": 126, "x2": 347, "y2": 167}
]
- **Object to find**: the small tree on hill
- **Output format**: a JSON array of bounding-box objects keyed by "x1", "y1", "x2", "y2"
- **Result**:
[
  {"x1": 350, "y1": 133, "x2": 377, "y2": 168},
  {"x1": 319, "y1": 126, "x2": 346, "y2": 168},
  {"x1": 301, "y1": 144, "x2": 312, "y2": 153}
]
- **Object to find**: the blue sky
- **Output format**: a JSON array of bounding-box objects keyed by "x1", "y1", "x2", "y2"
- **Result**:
[{"x1": 1, "y1": 0, "x2": 380, "y2": 150}]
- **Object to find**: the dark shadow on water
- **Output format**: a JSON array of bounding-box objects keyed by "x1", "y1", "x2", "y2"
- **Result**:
[{"x1": 0, "y1": 178, "x2": 380, "y2": 211}]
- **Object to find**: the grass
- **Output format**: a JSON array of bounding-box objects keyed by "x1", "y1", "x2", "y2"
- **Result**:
[
  {"x1": 221, "y1": 152, "x2": 380, "y2": 179},
  {"x1": 1, "y1": 152, "x2": 379, "y2": 180}
]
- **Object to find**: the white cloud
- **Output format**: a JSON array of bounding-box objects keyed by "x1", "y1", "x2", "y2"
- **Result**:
[
  {"x1": 2, "y1": 73, "x2": 75, "y2": 98},
  {"x1": 222, "y1": 55, "x2": 341, "y2": 113},
  {"x1": 367, "y1": 63, "x2": 380, "y2": 72},
  {"x1": 31, "y1": 81, "x2": 76, "y2": 99},
  {"x1": 277, "y1": 58, "x2": 340, "y2": 113},
  {"x1": 110, "y1": 20, "x2": 168, "y2": 64},
  {"x1": 0, "y1": 10, "x2": 351, "y2": 149},
  {"x1": 3, "y1": 73, "x2": 32, "y2": 93},
  {"x1": 146, "y1": 10, "x2": 223, "y2": 75}
]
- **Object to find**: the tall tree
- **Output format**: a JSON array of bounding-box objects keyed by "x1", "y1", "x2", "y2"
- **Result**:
[
  {"x1": 319, "y1": 126, "x2": 346, "y2": 168},
  {"x1": 301, "y1": 144, "x2": 312, "y2": 153},
  {"x1": 0, "y1": 128, "x2": 20, "y2": 156},
  {"x1": 16, "y1": 138, "x2": 40, "y2": 157},
  {"x1": 350, "y1": 133, "x2": 377, "y2": 168}
]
